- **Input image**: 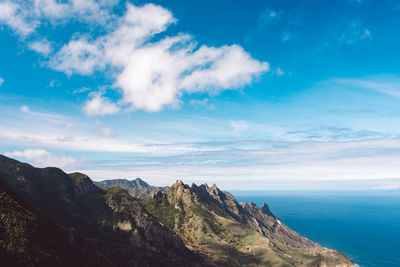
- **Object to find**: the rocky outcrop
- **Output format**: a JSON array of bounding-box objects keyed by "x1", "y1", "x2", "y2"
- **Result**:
[
  {"x1": 104, "y1": 190, "x2": 191, "y2": 257},
  {"x1": 240, "y1": 201, "x2": 319, "y2": 248}
]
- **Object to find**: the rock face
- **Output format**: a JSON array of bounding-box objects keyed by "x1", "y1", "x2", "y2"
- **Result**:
[
  {"x1": 94, "y1": 178, "x2": 169, "y2": 198},
  {"x1": 140, "y1": 180, "x2": 357, "y2": 267}
]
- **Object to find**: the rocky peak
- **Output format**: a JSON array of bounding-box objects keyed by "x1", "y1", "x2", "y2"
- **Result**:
[
  {"x1": 240, "y1": 201, "x2": 259, "y2": 213},
  {"x1": 171, "y1": 179, "x2": 185, "y2": 188},
  {"x1": 134, "y1": 177, "x2": 149, "y2": 187},
  {"x1": 190, "y1": 183, "x2": 209, "y2": 191},
  {"x1": 261, "y1": 202, "x2": 274, "y2": 217},
  {"x1": 68, "y1": 172, "x2": 101, "y2": 197}
]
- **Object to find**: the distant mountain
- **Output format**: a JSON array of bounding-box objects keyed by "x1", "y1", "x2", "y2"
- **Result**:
[
  {"x1": 0, "y1": 154, "x2": 356, "y2": 266},
  {"x1": 94, "y1": 178, "x2": 169, "y2": 198}
]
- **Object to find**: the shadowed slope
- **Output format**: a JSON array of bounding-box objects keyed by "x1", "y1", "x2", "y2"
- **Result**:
[{"x1": 0, "y1": 155, "x2": 202, "y2": 266}]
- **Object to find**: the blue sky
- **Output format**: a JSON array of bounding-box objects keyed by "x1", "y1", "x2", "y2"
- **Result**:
[{"x1": 1, "y1": 0, "x2": 400, "y2": 190}]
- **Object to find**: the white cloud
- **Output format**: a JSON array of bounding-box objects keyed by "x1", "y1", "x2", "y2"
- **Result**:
[
  {"x1": 20, "y1": 105, "x2": 29, "y2": 112},
  {"x1": 0, "y1": 77, "x2": 4, "y2": 87},
  {"x1": 1, "y1": 2, "x2": 268, "y2": 113},
  {"x1": 72, "y1": 86, "x2": 90, "y2": 94},
  {"x1": 50, "y1": 37, "x2": 105, "y2": 76},
  {"x1": 45, "y1": 3, "x2": 269, "y2": 112},
  {"x1": 0, "y1": 1, "x2": 38, "y2": 36},
  {"x1": 0, "y1": 0, "x2": 116, "y2": 37},
  {"x1": 5, "y1": 149, "x2": 78, "y2": 169},
  {"x1": 28, "y1": 39, "x2": 52, "y2": 56},
  {"x1": 83, "y1": 92, "x2": 120, "y2": 116}
]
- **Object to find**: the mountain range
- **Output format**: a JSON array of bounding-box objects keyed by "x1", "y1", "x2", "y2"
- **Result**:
[
  {"x1": 94, "y1": 178, "x2": 168, "y2": 198},
  {"x1": 0, "y1": 155, "x2": 355, "y2": 266}
]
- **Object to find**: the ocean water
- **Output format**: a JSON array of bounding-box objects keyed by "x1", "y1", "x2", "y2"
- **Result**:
[{"x1": 233, "y1": 191, "x2": 400, "y2": 267}]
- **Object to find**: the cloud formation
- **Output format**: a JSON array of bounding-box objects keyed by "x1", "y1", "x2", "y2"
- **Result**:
[
  {"x1": 50, "y1": 3, "x2": 269, "y2": 112},
  {"x1": 0, "y1": 0, "x2": 115, "y2": 37},
  {"x1": 0, "y1": 77, "x2": 4, "y2": 87},
  {"x1": 5, "y1": 149, "x2": 78, "y2": 169},
  {"x1": 83, "y1": 92, "x2": 120, "y2": 116},
  {"x1": 0, "y1": 1, "x2": 269, "y2": 113},
  {"x1": 28, "y1": 39, "x2": 52, "y2": 56}
]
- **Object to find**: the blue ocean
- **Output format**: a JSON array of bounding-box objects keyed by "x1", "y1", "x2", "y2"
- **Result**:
[{"x1": 233, "y1": 191, "x2": 400, "y2": 267}]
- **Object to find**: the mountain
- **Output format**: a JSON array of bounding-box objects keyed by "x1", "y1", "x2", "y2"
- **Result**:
[
  {"x1": 140, "y1": 181, "x2": 356, "y2": 266},
  {"x1": 94, "y1": 178, "x2": 168, "y2": 198},
  {"x1": 0, "y1": 154, "x2": 356, "y2": 266},
  {"x1": 0, "y1": 155, "x2": 201, "y2": 266}
]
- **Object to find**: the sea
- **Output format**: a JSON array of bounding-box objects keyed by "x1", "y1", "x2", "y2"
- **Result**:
[{"x1": 233, "y1": 191, "x2": 400, "y2": 267}]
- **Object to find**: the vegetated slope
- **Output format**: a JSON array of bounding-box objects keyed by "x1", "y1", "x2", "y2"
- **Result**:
[
  {"x1": 0, "y1": 179, "x2": 115, "y2": 267},
  {"x1": 0, "y1": 155, "x2": 201, "y2": 267},
  {"x1": 140, "y1": 181, "x2": 357, "y2": 267},
  {"x1": 94, "y1": 178, "x2": 169, "y2": 198}
]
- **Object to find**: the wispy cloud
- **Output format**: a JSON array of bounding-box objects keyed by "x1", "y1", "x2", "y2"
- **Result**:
[
  {"x1": 47, "y1": 79, "x2": 59, "y2": 88},
  {"x1": 72, "y1": 86, "x2": 90, "y2": 94},
  {"x1": 189, "y1": 98, "x2": 215, "y2": 110},
  {"x1": 275, "y1": 67, "x2": 284, "y2": 76},
  {"x1": 339, "y1": 21, "x2": 371, "y2": 45},
  {"x1": 75, "y1": 138, "x2": 400, "y2": 189},
  {"x1": 0, "y1": 77, "x2": 4, "y2": 87},
  {"x1": 83, "y1": 92, "x2": 120, "y2": 116},
  {"x1": 333, "y1": 76, "x2": 400, "y2": 97},
  {"x1": 19, "y1": 105, "x2": 66, "y2": 121},
  {"x1": 28, "y1": 39, "x2": 52, "y2": 56},
  {"x1": 2, "y1": 102, "x2": 400, "y2": 189},
  {"x1": 245, "y1": 8, "x2": 281, "y2": 42},
  {"x1": 0, "y1": 0, "x2": 115, "y2": 37},
  {"x1": 229, "y1": 120, "x2": 249, "y2": 133},
  {"x1": 5, "y1": 149, "x2": 78, "y2": 169}
]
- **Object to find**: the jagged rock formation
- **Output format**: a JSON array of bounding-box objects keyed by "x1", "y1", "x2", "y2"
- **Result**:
[
  {"x1": 140, "y1": 180, "x2": 356, "y2": 267},
  {"x1": 94, "y1": 178, "x2": 169, "y2": 198}
]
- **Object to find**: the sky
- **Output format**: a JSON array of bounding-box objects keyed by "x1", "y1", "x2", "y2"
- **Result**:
[{"x1": 1, "y1": 0, "x2": 400, "y2": 190}]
